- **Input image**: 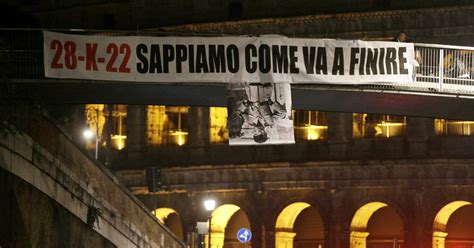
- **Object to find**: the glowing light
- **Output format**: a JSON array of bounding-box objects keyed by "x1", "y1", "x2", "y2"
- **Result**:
[
  {"x1": 375, "y1": 122, "x2": 405, "y2": 138},
  {"x1": 204, "y1": 199, "x2": 216, "y2": 211},
  {"x1": 146, "y1": 106, "x2": 190, "y2": 146},
  {"x1": 376, "y1": 122, "x2": 405, "y2": 127},
  {"x1": 437, "y1": 120, "x2": 474, "y2": 136},
  {"x1": 83, "y1": 129, "x2": 94, "y2": 139},
  {"x1": 169, "y1": 131, "x2": 188, "y2": 146},
  {"x1": 448, "y1": 121, "x2": 474, "y2": 124},
  {"x1": 304, "y1": 125, "x2": 328, "y2": 140},
  {"x1": 84, "y1": 104, "x2": 105, "y2": 149},
  {"x1": 111, "y1": 134, "x2": 127, "y2": 150},
  {"x1": 354, "y1": 113, "x2": 407, "y2": 138},
  {"x1": 293, "y1": 110, "x2": 328, "y2": 141},
  {"x1": 84, "y1": 104, "x2": 128, "y2": 150}
]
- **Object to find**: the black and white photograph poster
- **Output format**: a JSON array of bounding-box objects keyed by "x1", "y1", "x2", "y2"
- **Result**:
[{"x1": 227, "y1": 82, "x2": 295, "y2": 145}]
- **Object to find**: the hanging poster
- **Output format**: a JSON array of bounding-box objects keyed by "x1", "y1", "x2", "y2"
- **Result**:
[{"x1": 227, "y1": 82, "x2": 295, "y2": 145}]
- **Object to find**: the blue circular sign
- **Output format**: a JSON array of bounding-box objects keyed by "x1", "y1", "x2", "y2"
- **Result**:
[{"x1": 237, "y1": 228, "x2": 252, "y2": 243}]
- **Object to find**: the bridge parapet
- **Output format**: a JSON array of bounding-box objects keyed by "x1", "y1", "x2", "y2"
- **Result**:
[{"x1": 0, "y1": 113, "x2": 185, "y2": 247}]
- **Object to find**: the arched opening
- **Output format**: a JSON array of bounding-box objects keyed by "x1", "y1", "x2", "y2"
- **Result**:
[
  {"x1": 432, "y1": 201, "x2": 473, "y2": 248},
  {"x1": 207, "y1": 204, "x2": 252, "y2": 248},
  {"x1": 224, "y1": 209, "x2": 251, "y2": 248},
  {"x1": 366, "y1": 206, "x2": 404, "y2": 247},
  {"x1": 350, "y1": 202, "x2": 404, "y2": 248},
  {"x1": 152, "y1": 208, "x2": 184, "y2": 240},
  {"x1": 275, "y1": 202, "x2": 325, "y2": 248}
]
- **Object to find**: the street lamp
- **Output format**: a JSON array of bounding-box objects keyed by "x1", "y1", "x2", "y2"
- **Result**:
[
  {"x1": 83, "y1": 129, "x2": 94, "y2": 139},
  {"x1": 84, "y1": 106, "x2": 101, "y2": 160},
  {"x1": 204, "y1": 199, "x2": 216, "y2": 248},
  {"x1": 83, "y1": 127, "x2": 99, "y2": 159}
]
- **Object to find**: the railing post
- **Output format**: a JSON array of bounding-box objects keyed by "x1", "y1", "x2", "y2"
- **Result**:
[{"x1": 438, "y1": 49, "x2": 444, "y2": 92}]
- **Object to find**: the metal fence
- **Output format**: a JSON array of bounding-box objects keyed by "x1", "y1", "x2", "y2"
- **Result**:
[
  {"x1": 372, "y1": 43, "x2": 474, "y2": 95},
  {"x1": 0, "y1": 29, "x2": 43, "y2": 78},
  {"x1": 1, "y1": 29, "x2": 474, "y2": 95}
]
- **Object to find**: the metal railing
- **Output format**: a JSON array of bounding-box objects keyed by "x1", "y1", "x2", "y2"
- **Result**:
[
  {"x1": 0, "y1": 29, "x2": 43, "y2": 79},
  {"x1": 371, "y1": 43, "x2": 474, "y2": 95},
  {"x1": 1, "y1": 29, "x2": 474, "y2": 96}
]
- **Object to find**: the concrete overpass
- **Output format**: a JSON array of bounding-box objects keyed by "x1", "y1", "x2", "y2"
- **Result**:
[{"x1": 2, "y1": 25, "x2": 474, "y2": 121}]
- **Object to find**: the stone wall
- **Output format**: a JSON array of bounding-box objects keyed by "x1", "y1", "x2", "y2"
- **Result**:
[
  {"x1": 118, "y1": 158, "x2": 474, "y2": 247},
  {"x1": 0, "y1": 113, "x2": 185, "y2": 248},
  {"x1": 0, "y1": 169, "x2": 115, "y2": 248},
  {"x1": 115, "y1": 111, "x2": 474, "y2": 168},
  {"x1": 163, "y1": 5, "x2": 474, "y2": 46}
]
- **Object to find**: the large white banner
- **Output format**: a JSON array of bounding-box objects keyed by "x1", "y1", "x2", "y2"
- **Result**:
[{"x1": 44, "y1": 31, "x2": 415, "y2": 84}]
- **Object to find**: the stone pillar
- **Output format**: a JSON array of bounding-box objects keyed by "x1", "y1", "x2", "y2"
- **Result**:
[
  {"x1": 125, "y1": 105, "x2": 147, "y2": 152},
  {"x1": 205, "y1": 232, "x2": 225, "y2": 248},
  {"x1": 350, "y1": 231, "x2": 370, "y2": 248},
  {"x1": 406, "y1": 117, "x2": 434, "y2": 157},
  {"x1": 258, "y1": 222, "x2": 266, "y2": 248},
  {"x1": 403, "y1": 191, "x2": 431, "y2": 248},
  {"x1": 329, "y1": 220, "x2": 350, "y2": 248},
  {"x1": 432, "y1": 231, "x2": 447, "y2": 248},
  {"x1": 274, "y1": 231, "x2": 296, "y2": 248},
  {"x1": 185, "y1": 223, "x2": 198, "y2": 248},
  {"x1": 327, "y1": 112, "x2": 352, "y2": 159},
  {"x1": 187, "y1": 107, "x2": 210, "y2": 164},
  {"x1": 327, "y1": 112, "x2": 352, "y2": 141},
  {"x1": 104, "y1": 104, "x2": 113, "y2": 166},
  {"x1": 188, "y1": 107, "x2": 210, "y2": 147},
  {"x1": 262, "y1": 217, "x2": 276, "y2": 248}
]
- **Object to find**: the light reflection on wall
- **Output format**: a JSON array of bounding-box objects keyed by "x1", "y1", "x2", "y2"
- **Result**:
[
  {"x1": 353, "y1": 113, "x2": 406, "y2": 138},
  {"x1": 111, "y1": 105, "x2": 127, "y2": 150},
  {"x1": 433, "y1": 201, "x2": 473, "y2": 248},
  {"x1": 210, "y1": 107, "x2": 229, "y2": 144},
  {"x1": 435, "y1": 119, "x2": 474, "y2": 136},
  {"x1": 292, "y1": 110, "x2": 328, "y2": 140},
  {"x1": 147, "y1": 106, "x2": 167, "y2": 145},
  {"x1": 84, "y1": 104, "x2": 127, "y2": 150},
  {"x1": 85, "y1": 104, "x2": 106, "y2": 150},
  {"x1": 146, "y1": 106, "x2": 189, "y2": 146}
]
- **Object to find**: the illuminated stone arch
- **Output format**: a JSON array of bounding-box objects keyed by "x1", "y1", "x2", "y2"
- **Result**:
[
  {"x1": 152, "y1": 208, "x2": 184, "y2": 240},
  {"x1": 350, "y1": 201, "x2": 404, "y2": 248},
  {"x1": 275, "y1": 202, "x2": 325, "y2": 248},
  {"x1": 432, "y1": 201, "x2": 472, "y2": 248},
  {"x1": 207, "y1": 204, "x2": 252, "y2": 248}
]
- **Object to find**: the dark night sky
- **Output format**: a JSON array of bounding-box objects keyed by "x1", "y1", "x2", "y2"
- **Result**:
[{"x1": 1, "y1": 0, "x2": 474, "y2": 29}]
